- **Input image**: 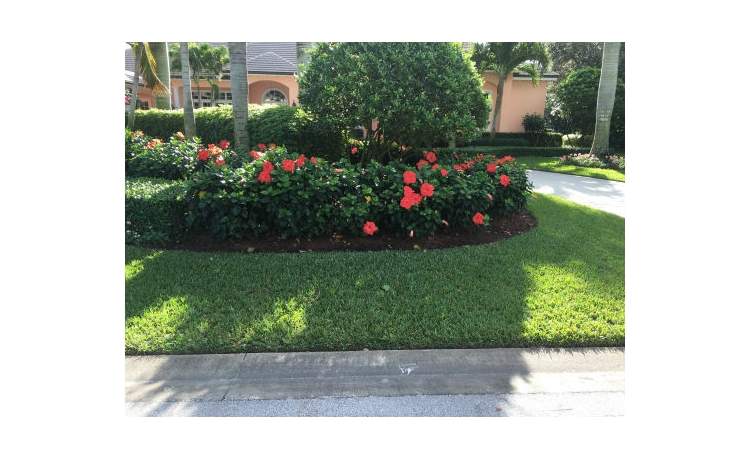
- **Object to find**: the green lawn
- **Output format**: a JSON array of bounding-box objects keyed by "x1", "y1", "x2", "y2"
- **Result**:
[
  {"x1": 515, "y1": 156, "x2": 625, "y2": 182},
  {"x1": 126, "y1": 193, "x2": 625, "y2": 354}
]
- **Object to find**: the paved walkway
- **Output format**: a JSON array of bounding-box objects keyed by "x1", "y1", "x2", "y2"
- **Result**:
[
  {"x1": 126, "y1": 347, "x2": 624, "y2": 416},
  {"x1": 527, "y1": 170, "x2": 625, "y2": 217}
]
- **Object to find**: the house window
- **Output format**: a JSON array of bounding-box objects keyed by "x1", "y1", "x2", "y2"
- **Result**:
[
  {"x1": 191, "y1": 90, "x2": 233, "y2": 108},
  {"x1": 262, "y1": 89, "x2": 287, "y2": 105}
]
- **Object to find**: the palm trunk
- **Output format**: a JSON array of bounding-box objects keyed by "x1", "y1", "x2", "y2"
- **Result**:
[
  {"x1": 490, "y1": 74, "x2": 506, "y2": 137},
  {"x1": 150, "y1": 42, "x2": 172, "y2": 109},
  {"x1": 127, "y1": 46, "x2": 142, "y2": 130},
  {"x1": 228, "y1": 42, "x2": 249, "y2": 153},
  {"x1": 180, "y1": 42, "x2": 196, "y2": 138},
  {"x1": 590, "y1": 42, "x2": 621, "y2": 157}
]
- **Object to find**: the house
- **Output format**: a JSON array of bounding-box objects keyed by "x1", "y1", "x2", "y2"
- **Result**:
[{"x1": 125, "y1": 43, "x2": 557, "y2": 133}]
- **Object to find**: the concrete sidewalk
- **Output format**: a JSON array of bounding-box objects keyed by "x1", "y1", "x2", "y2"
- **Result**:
[
  {"x1": 527, "y1": 170, "x2": 625, "y2": 217},
  {"x1": 126, "y1": 347, "x2": 624, "y2": 416}
]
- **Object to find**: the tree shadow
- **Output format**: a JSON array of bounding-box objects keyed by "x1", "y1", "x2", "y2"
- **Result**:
[{"x1": 125, "y1": 193, "x2": 624, "y2": 415}]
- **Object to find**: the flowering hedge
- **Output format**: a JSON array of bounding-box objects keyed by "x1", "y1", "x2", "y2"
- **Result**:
[{"x1": 185, "y1": 146, "x2": 531, "y2": 240}]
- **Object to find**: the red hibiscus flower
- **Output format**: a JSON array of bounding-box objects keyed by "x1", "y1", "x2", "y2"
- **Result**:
[
  {"x1": 486, "y1": 163, "x2": 497, "y2": 174},
  {"x1": 440, "y1": 168, "x2": 448, "y2": 177},
  {"x1": 362, "y1": 221, "x2": 378, "y2": 236},
  {"x1": 310, "y1": 156, "x2": 318, "y2": 165},
  {"x1": 295, "y1": 154, "x2": 306, "y2": 167},
  {"x1": 258, "y1": 143, "x2": 267, "y2": 151},
  {"x1": 258, "y1": 170, "x2": 272, "y2": 184},
  {"x1": 262, "y1": 160, "x2": 274, "y2": 172},
  {"x1": 420, "y1": 182, "x2": 435, "y2": 197},
  {"x1": 218, "y1": 139, "x2": 230, "y2": 149},
  {"x1": 400, "y1": 186, "x2": 422, "y2": 209},
  {"x1": 472, "y1": 212, "x2": 485, "y2": 225},
  {"x1": 424, "y1": 151, "x2": 437, "y2": 163},
  {"x1": 249, "y1": 150, "x2": 261, "y2": 160},
  {"x1": 198, "y1": 149, "x2": 209, "y2": 161},
  {"x1": 282, "y1": 159, "x2": 295, "y2": 173},
  {"x1": 416, "y1": 159, "x2": 429, "y2": 169},
  {"x1": 499, "y1": 174, "x2": 511, "y2": 187},
  {"x1": 351, "y1": 146, "x2": 358, "y2": 155},
  {"x1": 497, "y1": 155, "x2": 514, "y2": 165},
  {"x1": 403, "y1": 170, "x2": 417, "y2": 184},
  {"x1": 215, "y1": 156, "x2": 225, "y2": 166}
]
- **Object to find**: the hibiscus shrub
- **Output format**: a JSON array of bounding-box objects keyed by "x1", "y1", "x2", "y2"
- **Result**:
[
  {"x1": 185, "y1": 148, "x2": 531, "y2": 240},
  {"x1": 126, "y1": 178, "x2": 188, "y2": 245},
  {"x1": 126, "y1": 131, "x2": 203, "y2": 180}
]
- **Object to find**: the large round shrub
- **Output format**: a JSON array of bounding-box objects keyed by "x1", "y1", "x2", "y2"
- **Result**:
[
  {"x1": 299, "y1": 42, "x2": 490, "y2": 159},
  {"x1": 554, "y1": 67, "x2": 625, "y2": 148}
]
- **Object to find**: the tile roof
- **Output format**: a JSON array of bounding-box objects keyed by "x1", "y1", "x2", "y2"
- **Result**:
[{"x1": 125, "y1": 42, "x2": 299, "y2": 75}]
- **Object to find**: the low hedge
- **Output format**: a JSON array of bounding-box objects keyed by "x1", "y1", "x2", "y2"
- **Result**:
[
  {"x1": 185, "y1": 148, "x2": 531, "y2": 240},
  {"x1": 125, "y1": 178, "x2": 188, "y2": 245},
  {"x1": 437, "y1": 146, "x2": 587, "y2": 157},
  {"x1": 128, "y1": 105, "x2": 346, "y2": 158},
  {"x1": 462, "y1": 132, "x2": 563, "y2": 148}
]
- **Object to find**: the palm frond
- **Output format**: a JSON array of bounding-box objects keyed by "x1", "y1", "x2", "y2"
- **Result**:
[
  {"x1": 131, "y1": 42, "x2": 169, "y2": 96},
  {"x1": 515, "y1": 62, "x2": 543, "y2": 85}
]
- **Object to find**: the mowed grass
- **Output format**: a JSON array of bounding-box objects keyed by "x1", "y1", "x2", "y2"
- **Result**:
[
  {"x1": 515, "y1": 156, "x2": 625, "y2": 182},
  {"x1": 125, "y1": 193, "x2": 624, "y2": 354}
]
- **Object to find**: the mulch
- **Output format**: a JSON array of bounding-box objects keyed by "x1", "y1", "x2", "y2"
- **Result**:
[{"x1": 162, "y1": 211, "x2": 537, "y2": 253}]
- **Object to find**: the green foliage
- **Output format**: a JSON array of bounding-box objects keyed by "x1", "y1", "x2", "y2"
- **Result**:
[
  {"x1": 465, "y1": 134, "x2": 530, "y2": 147},
  {"x1": 299, "y1": 42, "x2": 489, "y2": 157},
  {"x1": 129, "y1": 105, "x2": 345, "y2": 156},
  {"x1": 522, "y1": 113, "x2": 546, "y2": 133},
  {"x1": 438, "y1": 146, "x2": 585, "y2": 157},
  {"x1": 548, "y1": 42, "x2": 625, "y2": 81},
  {"x1": 125, "y1": 193, "x2": 625, "y2": 354},
  {"x1": 471, "y1": 42, "x2": 550, "y2": 83},
  {"x1": 126, "y1": 131, "x2": 202, "y2": 180},
  {"x1": 513, "y1": 156, "x2": 625, "y2": 181},
  {"x1": 185, "y1": 149, "x2": 530, "y2": 240},
  {"x1": 560, "y1": 153, "x2": 625, "y2": 171},
  {"x1": 126, "y1": 178, "x2": 188, "y2": 245},
  {"x1": 555, "y1": 67, "x2": 625, "y2": 148}
]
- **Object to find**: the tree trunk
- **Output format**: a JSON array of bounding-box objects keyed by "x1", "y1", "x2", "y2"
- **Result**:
[
  {"x1": 590, "y1": 42, "x2": 621, "y2": 157},
  {"x1": 150, "y1": 42, "x2": 172, "y2": 109},
  {"x1": 490, "y1": 74, "x2": 506, "y2": 137},
  {"x1": 127, "y1": 46, "x2": 142, "y2": 130},
  {"x1": 228, "y1": 42, "x2": 249, "y2": 153},
  {"x1": 180, "y1": 42, "x2": 196, "y2": 138}
]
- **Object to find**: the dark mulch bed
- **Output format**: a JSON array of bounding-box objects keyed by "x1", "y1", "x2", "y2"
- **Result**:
[{"x1": 158, "y1": 211, "x2": 537, "y2": 253}]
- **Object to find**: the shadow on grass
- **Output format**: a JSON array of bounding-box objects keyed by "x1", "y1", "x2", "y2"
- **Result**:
[{"x1": 124, "y1": 193, "x2": 624, "y2": 415}]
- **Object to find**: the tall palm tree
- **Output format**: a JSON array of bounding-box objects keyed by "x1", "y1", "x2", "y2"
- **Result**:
[
  {"x1": 471, "y1": 42, "x2": 550, "y2": 137},
  {"x1": 149, "y1": 42, "x2": 172, "y2": 109},
  {"x1": 590, "y1": 42, "x2": 622, "y2": 156},
  {"x1": 179, "y1": 42, "x2": 196, "y2": 138},
  {"x1": 127, "y1": 42, "x2": 168, "y2": 129},
  {"x1": 227, "y1": 42, "x2": 249, "y2": 153}
]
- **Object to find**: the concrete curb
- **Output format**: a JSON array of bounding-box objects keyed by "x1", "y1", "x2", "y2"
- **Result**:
[{"x1": 126, "y1": 347, "x2": 624, "y2": 402}]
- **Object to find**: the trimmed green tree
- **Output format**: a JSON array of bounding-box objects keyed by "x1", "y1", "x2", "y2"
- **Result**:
[{"x1": 299, "y1": 42, "x2": 489, "y2": 161}]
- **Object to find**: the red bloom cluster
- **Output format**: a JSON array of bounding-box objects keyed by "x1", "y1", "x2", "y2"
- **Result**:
[
  {"x1": 497, "y1": 155, "x2": 514, "y2": 165},
  {"x1": 362, "y1": 221, "x2": 378, "y2": 236},
  {"x1": 257, "y1": 143, "x2": 267, "y2": 151},
  {"x1": 400, "y1": 186, "x2": 422, "y2": 209},
  {"x1": 146, "y1": 139, "x2": 162, "y2": 149},
  {"x1": 416, "y1": 159, "x2": 429, "y2": 169},
  {"x1": 403, "y1": 170, "x2": 417, "y2": 184},
  {"x1": 215, "y1": 156, "x2": 225, "y2": 167},
  {"x1": 249, "y1": 150, "x2": 263, "y2": 160},
  {"x1": 257, "y1": 161, "x2": 273, "y2": 183},
  {"x1": 197, "y1": 143, "x2": 225, "y2": 164},
  {"x1": 440, "y1": 168, "x2": 448, "y2": 177},
  {"x1": 486, "y1": 163, "x2": 497, "y2": 174},
  {"x1": 351, "y1": 146, "x2": 358, "y2": 155},
  {"x1": 420, "y1": 182, "x2": 434, "y2": 197},
  {"x1": 295, "y1": 154, "x2": 307, "y2": 167},
  {"x1": 472, "y1": 212, "x2": 485, "y2": 225},
  {"x1": 424, "y1": 151, "x2": 438, "y2": 163},
  {"x1": 499, "y1": 174, "x2": 511, "y2": 187},
  {"x1": 218, "y1": 139, "x2": 230, "y2": 149},
  {"x1": 282, "y1": 159, "x2": 295, "y2": 173}
]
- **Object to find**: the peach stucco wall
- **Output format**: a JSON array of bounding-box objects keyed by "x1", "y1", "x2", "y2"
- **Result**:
[
  {"x1": 482, "y1": 71, "x2": 550, "y2": 133},
  {"x1": 167, "y1": 74, "x2": 299, "y2": 108}
]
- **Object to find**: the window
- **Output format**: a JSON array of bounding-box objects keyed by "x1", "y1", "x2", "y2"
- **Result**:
[
  {"x1": 191, "y1": 90, "x2": 233, "y2": 108},
  {"x1": 262, "y1": 89, "x2": 287, "y2": 105}
]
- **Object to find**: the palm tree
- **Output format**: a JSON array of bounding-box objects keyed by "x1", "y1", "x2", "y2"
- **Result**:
[
  {"x1": 227, "y1": 42, "x2": 249, "y2": 153},
  {"x1": 149, "y1": 42, "x2": 172, "y2": 109},
  {"x1": 127, "y1": 42, "x2": 168, "y2": 129},
  {"x1": 590, "y1": 42, "x2": 622, "y2": 156},
  {"x1": 471, "y1": 42, "x2": 550, "y2": 137},
  {"x1": 170, "y1": 43, "x2": 229, "y2": 107},
  {"x1": 179, "y1": 42, "x2": 196, "y2": 138}
]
